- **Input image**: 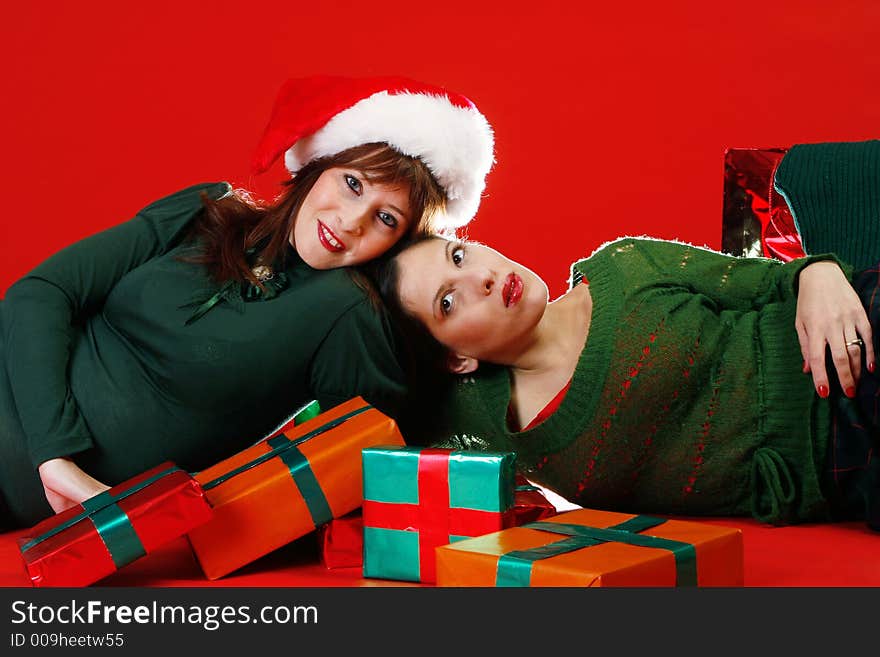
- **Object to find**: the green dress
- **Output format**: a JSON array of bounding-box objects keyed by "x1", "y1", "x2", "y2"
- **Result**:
[{"x1": 0, "y1": 182, "x2": 407, "y2": 528}]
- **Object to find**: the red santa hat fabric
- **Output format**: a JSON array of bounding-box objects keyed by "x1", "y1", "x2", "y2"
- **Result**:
[{"x1": 251, "y1": 75, "x2": 495, "y2": 230}]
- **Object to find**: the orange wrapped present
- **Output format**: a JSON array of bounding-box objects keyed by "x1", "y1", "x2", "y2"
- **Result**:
[
  {"x1": 188, "y1": 397, "x2": 405, "y2": 579},
  {"x1": 435, "y1": 508, "x2": 743, "y2": 587}
]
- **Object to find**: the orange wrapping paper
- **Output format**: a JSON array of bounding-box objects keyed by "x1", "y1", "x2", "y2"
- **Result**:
[
  {"x1": 188, "y1": 397, "x2": 405, "y2": 579},
  {"x1": 435, "y1": 508, "x2": 743, "y2": 587}
]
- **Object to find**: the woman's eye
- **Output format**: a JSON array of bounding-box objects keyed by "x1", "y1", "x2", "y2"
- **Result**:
[
  {"x1": 377, "y1": 211, "x2": 397, "y2": 228},
  {"x1": 344, "y1": 174, "x2": 362, "y2": 194},
  {"x1": 440, "y1": 292, "x2": 454, "y2": 315},
  {"x1": 451, "y1": 246, "x2": 465, "y2": 266}
]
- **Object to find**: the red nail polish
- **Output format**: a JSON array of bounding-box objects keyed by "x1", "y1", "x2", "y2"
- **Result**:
[
  {"x1": 845, "y1": 386, "x2": 856, "y2": 398},
  {"x1": 869, "y1": 362, "x2": 876, "y2": 373},
  {"x1": 818, "y1": 385, "x2": 829, "y2": 398}
]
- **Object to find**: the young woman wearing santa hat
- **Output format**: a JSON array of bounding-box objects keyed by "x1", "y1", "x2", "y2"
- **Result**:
[{"x1": 0, "y1": 75, "x2": 494, "y2": 529}]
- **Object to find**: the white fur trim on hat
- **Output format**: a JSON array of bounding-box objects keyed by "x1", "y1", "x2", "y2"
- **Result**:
[{"x1": 284, "y1": 91, "x2": 495, "y2": 230}]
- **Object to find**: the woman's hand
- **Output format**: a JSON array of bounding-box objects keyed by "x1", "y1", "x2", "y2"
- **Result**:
[
  {"x1": 795, "y1": 261, "x2": 875, "y2": 398},
  {"x1": 38, "y1": 458, "x2": 110, "y2": 514}
]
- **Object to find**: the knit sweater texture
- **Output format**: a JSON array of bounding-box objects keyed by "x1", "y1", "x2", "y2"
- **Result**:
[
  {"x1": 775, "y1": 139, "x2": 880, "y2": 269},
  {"x1": 418, "y1": 237, "x2": 846, "y2": 525}
]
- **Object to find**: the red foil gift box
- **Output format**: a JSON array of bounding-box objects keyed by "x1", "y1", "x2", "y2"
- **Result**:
[
  {"x1": 513, "y1": 474, "x2": 558, "y2": 525},
  {"x1": 318, "y1": 510, "x2": 364, "y2": 569},
  {"x1": 722, "y1": 147, "x2": 804, "y2": 262},
  {"x1": 17, "y1": 462, "x2": 212, "y2": 587}
]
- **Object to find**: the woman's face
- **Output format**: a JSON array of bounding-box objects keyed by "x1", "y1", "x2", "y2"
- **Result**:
[
  {"x1": 395, "y1": 238, "x2": 549, "y2": 368},
  {"x1": 291, "y1": 167, "x2": 412, "y2": 269}
]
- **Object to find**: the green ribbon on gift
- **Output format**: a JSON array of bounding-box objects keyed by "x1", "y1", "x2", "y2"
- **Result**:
[
  {"x1": 495, "y1": 515, "x2": 698, "y2": 587},
  {"x1": 201, "y1": 404, "x2": 371, "y2": 527},
  {"x1": 267, "y1": 434, "x2": 332, "y2": 528},
  {"x1": 20, "y1": 465, "x2": 184, "y2": 569}
]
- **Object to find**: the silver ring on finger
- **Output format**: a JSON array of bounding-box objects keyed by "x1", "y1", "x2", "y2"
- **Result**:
[{"x1": 845, "y1": 337, "x2": 865, "y2": 349}]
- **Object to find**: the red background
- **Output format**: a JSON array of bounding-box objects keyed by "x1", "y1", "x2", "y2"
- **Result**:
[
  {"x1": 3, "y1": 3, "x2": 880, "y2": 588},
  {"x1": 2, "y1": 0, "x2": 879, "y2": 299}
]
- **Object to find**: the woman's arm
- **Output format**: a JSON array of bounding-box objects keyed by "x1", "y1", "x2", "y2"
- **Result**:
[
  {"x1": 593, "y1": 237, "x2": 849, "y2": 311},
  {"x1": 584, "y1": 237, "x2": 870, "y2": 395},
  {"x1": 2, "y1": 183, "x2": 230, "y2": 479}
]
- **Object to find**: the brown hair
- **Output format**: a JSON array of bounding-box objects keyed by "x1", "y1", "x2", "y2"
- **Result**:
[{"x1": 186, "y1": 143, "x2": 447, "y2": 288}]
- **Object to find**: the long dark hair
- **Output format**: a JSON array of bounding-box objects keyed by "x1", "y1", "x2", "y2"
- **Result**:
[
  {"x1": 368, "y1": 235, "x2": 453, "y2": 387},
  {"x1": 186, "y1": 143, "x2": 446, "y2": 288}
]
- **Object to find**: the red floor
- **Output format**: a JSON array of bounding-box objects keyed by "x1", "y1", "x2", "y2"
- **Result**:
[{"x1": 2, "y1": 516, "x2": 877, "y2": 587}]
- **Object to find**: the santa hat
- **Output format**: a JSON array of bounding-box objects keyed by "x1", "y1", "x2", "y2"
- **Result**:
[{"x1": 251, "y1": 75, "x2": 495, "y2": 230}]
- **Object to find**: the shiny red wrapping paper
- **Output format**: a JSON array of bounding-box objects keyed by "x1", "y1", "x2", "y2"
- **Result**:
[
  {"x1": 722, "y1": 147, "x2": 804, "y2": 262},
  {"x1": 318, "y1": 511, "x2": 364, "y2": 569},
  {"x1": 17, "y1": 462, "x2": 213, "y2": 587},
  {"x1": 513, "y1": 474, "x2": 557, "y2": 525}
]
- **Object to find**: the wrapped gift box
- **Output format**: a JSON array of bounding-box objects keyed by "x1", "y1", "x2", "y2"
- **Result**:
[
  {"x1": 362, "y1": 447, "x2": 516, "y2": 583},
  {"x1": 722, "y1": 146, "x2": 804, "y2": 263},
  {"x1": 435, "y1": 508, "x2": 743, "y2": 587},
  {"x1": 513, "y1": 474, "x2": 557, "y2": 525},
  {"x1": 320, "y1": 477, "x2": 555, "y2": 570},
  {"x1": 264, "y1": 399, "x2": 321, "y2": 439},
  {"x1": 18, "y1": 462, "x2": 212, "y2": 587},
  {"x1": 318, "y1": 510, "x2": 364, "y2": 569},
  {"x1": 188, "y1": 397, "x2": 404, "y2": 580}
]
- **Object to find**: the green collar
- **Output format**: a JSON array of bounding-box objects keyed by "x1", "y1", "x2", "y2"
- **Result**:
[{"x1": 181, "y1": 246, "x2": 295, "y2": 326}]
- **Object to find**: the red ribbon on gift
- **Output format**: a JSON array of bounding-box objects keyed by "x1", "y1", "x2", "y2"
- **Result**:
[{"x1": 363, "y1": 448, "x2": 512, "y2": 582}]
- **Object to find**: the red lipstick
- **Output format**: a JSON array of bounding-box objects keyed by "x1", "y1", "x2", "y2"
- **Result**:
[
  {"x1": 502, "y1": 273, "x2": 523, "y2": 307},
  {"x1": 317, "y1": 220, "x2": 345, "y2": 252}
]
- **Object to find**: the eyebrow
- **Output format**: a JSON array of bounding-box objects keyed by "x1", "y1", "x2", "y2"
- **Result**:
[{"x1": 431, "y1": 240, "x2": 454, "y2": 319}]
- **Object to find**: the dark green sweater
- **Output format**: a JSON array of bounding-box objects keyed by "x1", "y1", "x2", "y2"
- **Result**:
[
  {"x1": 417, "y1": 237, "x2": 845, "y2": 525},
  {"x1": 0, "y1": 183, "x2": 407, "y2": 528},
  {"x1": 775, "y1": 139, "x2": 880, "y2": 270}
]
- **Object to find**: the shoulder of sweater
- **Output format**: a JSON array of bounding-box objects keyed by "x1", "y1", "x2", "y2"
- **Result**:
[
  {"x1": 308, "y1": 269, "x2": 391, "y2": 323},
  {"x1": 567, "y1": 235, "x2": 731, "y2": 287},
  {"x1": 450, "y1": 363, "x2": 511, "y2": 415},
  {"x1": 427, "y1": 364, "x2": 512, "y2": 445},
  {"x1": 428, "y1": 363, "x2": 508, "y2": 413},
  {"x1": 135, "y1": 182, "x2": 232, "y2": 220},
  {"x1": 598, "y1": 235, "x2": 725, "y2": 254}
]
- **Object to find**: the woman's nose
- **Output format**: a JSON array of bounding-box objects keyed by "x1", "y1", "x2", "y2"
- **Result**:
[
  {"x1": 337, "y1": 209, "x2": 367, "y2": 236},
  {"x1": 466, "y1": 269, "x2": 494, "y2": 295}
]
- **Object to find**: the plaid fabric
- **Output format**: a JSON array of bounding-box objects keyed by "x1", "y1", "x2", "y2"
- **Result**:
[{"x1": 824, "y1": 265, "x2": 880, "y2": 531}]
